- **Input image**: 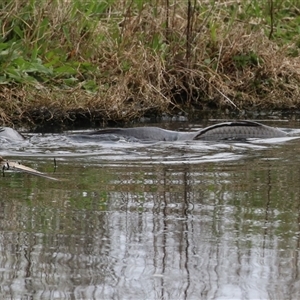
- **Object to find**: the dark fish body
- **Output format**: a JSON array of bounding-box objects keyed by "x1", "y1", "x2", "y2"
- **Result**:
[
  {"x1": 87, "y1": 127, "x2": 192, "y2": 141},
  {"x1": 194, "y1": 121, "x2": 287, "y2": 140},
  {"x1": 0, "y1": 121, "x2": 287, "y2": 142},
  {"x1": 85, "y1": 121, "x2": 287, "y2": 141}
]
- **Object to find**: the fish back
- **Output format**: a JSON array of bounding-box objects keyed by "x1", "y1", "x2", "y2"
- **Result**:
[{"x1": 194, "y1": 121, "x2": 287, "y2": 141}]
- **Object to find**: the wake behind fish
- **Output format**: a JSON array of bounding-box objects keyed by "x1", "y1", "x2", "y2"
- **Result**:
[{"x1": 1, "y1": 126, "x2": 298, "y2": 166}]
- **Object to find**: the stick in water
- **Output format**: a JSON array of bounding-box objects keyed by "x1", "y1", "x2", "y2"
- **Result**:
[{"x1": 0, "y1": 156, "x2": 59, "y2": 181}]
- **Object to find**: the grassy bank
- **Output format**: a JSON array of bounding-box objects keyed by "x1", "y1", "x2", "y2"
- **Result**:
[{"x1": 1, "y1": 0, "x2": 300, "y2": 129}]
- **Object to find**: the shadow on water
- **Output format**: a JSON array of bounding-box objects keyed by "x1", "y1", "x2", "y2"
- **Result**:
[{"x1": 1, "y1": 121, "x2": 300, "y2": 299}]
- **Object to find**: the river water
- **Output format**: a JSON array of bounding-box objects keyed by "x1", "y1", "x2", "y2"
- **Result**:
[{"x1": 1, "y1": 121, "x2": 300, "y2": 299}]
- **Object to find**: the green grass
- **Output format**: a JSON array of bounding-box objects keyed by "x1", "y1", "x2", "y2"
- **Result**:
[{"x1": 0, "y1": 0, "x2": 300, "y2": 127}]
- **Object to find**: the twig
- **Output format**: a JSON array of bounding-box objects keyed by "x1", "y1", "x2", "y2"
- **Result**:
[
  {"x1": 214, "y1": 87, "x2": 241, "y2": 111},
  {"x1": 165, "y1": 0, "x2": 169, "y2": 43},
  {"x1": 54, "y1": 158, "x2": 57, "y2": 170},
  {"x1": 268, "y1": 0, "x2": 274, "y2": 39},
  {"x1": 186, "y1": 0, "x2": 192, "y2": 68}
]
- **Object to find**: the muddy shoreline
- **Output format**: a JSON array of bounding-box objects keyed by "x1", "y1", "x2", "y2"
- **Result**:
[
  {"x1": 1, "y1": 85, "x2": 300, "y2": 132},
  {"x1": 16, "y1": 106, "x2": 300, "y2": 133}
]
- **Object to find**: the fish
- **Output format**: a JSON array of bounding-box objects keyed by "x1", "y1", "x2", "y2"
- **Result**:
[
  {"x1": 1, "y1": 121, "x2": 288, "y2": 143},
  {"x1": 193, "y1": 120, "x2": 287, "y2": 140},
  {"x1": 82, "y1": 121, "x2": 287, "y2": 141}
]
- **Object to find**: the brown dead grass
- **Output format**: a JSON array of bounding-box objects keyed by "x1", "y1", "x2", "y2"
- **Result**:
[{"x1": 1, "y1": 0, "x2": 300, "y2": 129}]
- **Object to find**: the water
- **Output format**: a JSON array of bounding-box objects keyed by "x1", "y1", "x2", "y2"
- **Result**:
[{"x1": 1, "y1": 121, "x2": 300, "y2": 299}]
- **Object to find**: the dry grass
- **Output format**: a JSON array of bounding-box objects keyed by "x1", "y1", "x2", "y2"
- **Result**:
[{"x1": 1, "y1": 0, "x2": 300, "y2": 129}]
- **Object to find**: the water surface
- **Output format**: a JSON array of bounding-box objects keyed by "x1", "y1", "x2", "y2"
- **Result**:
[{"x1": 1, "y1": 121, "x2": 300, "y2": 299}]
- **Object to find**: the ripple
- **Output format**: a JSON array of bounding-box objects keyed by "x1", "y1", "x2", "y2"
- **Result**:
[{"x1": 0, "y1": 130, "x2": 298, "y2": 166}]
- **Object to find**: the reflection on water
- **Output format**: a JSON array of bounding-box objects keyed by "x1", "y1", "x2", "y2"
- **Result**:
[{"x1": 1, "y1": 123, "x2": 300, "y2": 299}]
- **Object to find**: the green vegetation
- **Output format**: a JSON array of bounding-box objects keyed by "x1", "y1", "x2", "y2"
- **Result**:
[{"x1": 1, "y1": 0, "x2": 300, "y2": 128}]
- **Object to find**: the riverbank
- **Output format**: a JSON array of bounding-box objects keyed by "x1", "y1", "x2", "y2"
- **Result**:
[{"x1": 1, "y1": 0, "x2": 300, "y2": 130}]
